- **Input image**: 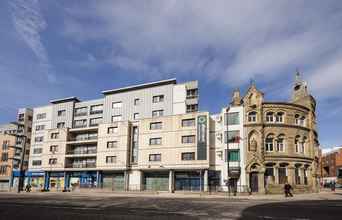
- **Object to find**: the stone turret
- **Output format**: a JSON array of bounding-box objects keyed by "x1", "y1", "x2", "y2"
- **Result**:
[{"x1": 231, "y1": 89, "x2": 242, "y2": 106}]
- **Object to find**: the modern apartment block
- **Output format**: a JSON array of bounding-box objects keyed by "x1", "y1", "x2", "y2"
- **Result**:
[
  {"x1": 27, "y1": 79, "x2": 206, "y2": 191},
  {"x1": 0, "y1": 108, "x2": 33, "y2": 191}
]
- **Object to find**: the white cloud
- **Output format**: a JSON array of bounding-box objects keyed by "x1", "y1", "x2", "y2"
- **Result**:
[
  {"x1": 60, "y1": 0, "x2": 342, "y2": 98},
  {"x1": 9, "y1": 0, "x2": 56, "y2": 83}
]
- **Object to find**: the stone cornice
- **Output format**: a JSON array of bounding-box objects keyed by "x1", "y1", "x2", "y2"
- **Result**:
[{"x1": 262, "y1": 102, "x2": 310, "y2": 111}]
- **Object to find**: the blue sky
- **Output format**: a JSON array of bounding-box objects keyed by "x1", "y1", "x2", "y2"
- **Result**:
[{"x1": 0, "y1": 0, "x2": 342, "y2": 150}]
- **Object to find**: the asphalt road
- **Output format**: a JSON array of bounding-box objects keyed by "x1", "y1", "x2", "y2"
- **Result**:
[{"x1": 0, "y1": 193, "x2": 341, "y2": 220}]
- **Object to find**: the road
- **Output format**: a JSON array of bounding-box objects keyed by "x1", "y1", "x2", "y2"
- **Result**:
[{"x1": 0, "y1": 192, "x2": 341, "y2": 220}]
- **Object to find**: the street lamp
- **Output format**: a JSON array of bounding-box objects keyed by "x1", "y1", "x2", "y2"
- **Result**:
[{"x1": 226, "y1": 106, "x2": 230, "y2": 197}]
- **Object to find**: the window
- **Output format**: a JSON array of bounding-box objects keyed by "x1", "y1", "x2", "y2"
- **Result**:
[
  {"x1": 107, "y1": 141, "x2": 118, "y2": 148},
  {"x1": 36, "y1": 113, "x2": 46, "y2": 120},
  {"x1": 265, "y1": 135, "x2": 274, "y2": 152},
  {"x1": 49, "y1": 158, "x2": 57, "y2": 165},
  {"x1": 33, "y1": 148, "x2": 43, "y2": 154},
  {"x1": 57, "y1": 110, "x2": 66, "y2": 117},
  {"x1": 108, "y1": 127, "x2": 118, "y2": 134},
  {"x1": 50, "y1": 145, "x2": 58, "y2": 153},
  {"x1": 186, "y1": 89, "x2": 198, "y2": 98},
  {"x1": 112, "y1": 115, "x2": 122, "y2": 122},
  {"x1": 182, "y1": 135, "x2": 195, "y2": 144},
  {"x1": 1, "y1": 153, "x2": 8, "y2": 161},
  {"x1": 248, "y1": 112, "x2": 257, "y2": 122},
  {"x1": 152, "y1": 110, "x2": 164, "y2": 118},
  {"x1": 182, "y1": 152, "x2": 195, "y2": 160},
  {"x1": 300, "y1": 116, "x2": 306, "y2": 126},
  {"x1": 73, "y1": 119, "x2": 87, "y2": 128},
  {"x1": 2, "y1": 141, "x2": 9, "y2": 150},
  {"x1": 295, "y1": 136, "x2": 300, "y2": 153},
  {"x1": 149, "y1": 154, "x2": 161, "y2": 161},
  {"x1": 149, "y1": 138, "x2": 162, "y2": 145},
  {"x1": 57, "y1": 122, "x2": 65, "y2": 129},
  {"x1": 74, "y1": 107, "x2": 88, "y2": 117},
  {"x1": 32, "y1": 160, "x2": 42, "y2": 166},
  {"x1": 276, "y1": 135, "x2": 285, "y2": 152},
  {"x1": 35, "y1": 136, "x2": 44, "y2": 143},
  {"x1": 266, "y1": 112, "x2": 274, "y2": 122},
  {"x1": 226, "y1": 149, "x2": 240, "y2": 162},
  {"x1": 302, "y1": 137, "x2": 307, "y2": 153},
  {"x1": 182, "y1": 118, "x2": 195, "y2": 127},
  {"x1": 275, "y1": 112, "x2": 284, "y2": 123},
  {"x1": 90, "y1": 105, "x2": 103, "y2": 115},
  {"x1": 18, "y1": 113, "x2": 24, "y2": 121},
  {"x1": 186, "y1": 104, "x2": 198, "y2": 113},
  {"x1": 133, "y1": 113, "x2": 139, "y2": 120},
  {"x1": 0, "y1": 166, "x2": 7, "y2": 174},
  {"x1": 134, "y1": 98, "x2": 140, "y2": 106},
  {"x1": 50, "y1": 132, "x2": 59, "y2": 139},
  {"x1": 224, "y1": 130, "x2": 240, "y2": 143},
  {"x1": 112, "y1": 102, "x2": 122, "y2": 109},
  {"x1": 150, "y1": 122, "x2": 162, "y2": 130},
  {"x1": 28, "y1": 116, "x2": 33, "y2": 121},
  {"x1": 106, "y1": 156, "x2": 117, "y2": 163},
  {"x1": 226, "y1": 112, "x2": 239, "y2": 125},
  {"x1": 152, "y1": 95, "x2": 164, "y2": 103},
  {"x1": 35, "y1": 125, "x2": 45, "y2": 131},
  {"x1": 90, "y1": 117, "x2": 102, "y2": 126}
]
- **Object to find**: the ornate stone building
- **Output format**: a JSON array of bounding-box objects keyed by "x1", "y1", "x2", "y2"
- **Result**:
[{"x1": 242, "y1": 73, "x2": 320, "y2": 194}]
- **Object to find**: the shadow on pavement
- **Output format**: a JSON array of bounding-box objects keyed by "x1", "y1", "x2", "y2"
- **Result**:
[{"x1": 239, "y1": 199, "x2": 342, "y2": 220}]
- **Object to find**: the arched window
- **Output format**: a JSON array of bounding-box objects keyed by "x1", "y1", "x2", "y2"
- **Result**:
[
  {"x1": 295, "y1": 114, "x2": 300, "y2": 125},
  {"x1": 300, "y1": 116, "x2": 306, "y2": 126},
  {"x1": 302, "y1": 136, "x2": 307, "y2": 153},
  {"x1": 248, "y1": 111, "x2": 257, "y2": 122},
  {"x1": 265, "y1": 134, "x2": 274, "y2": 152},
  {"x1": 295, "y1": 135, "x2": 300, "y2": 153},
  {"x1": 275, "y1": 112, "x2": 284, "y2": 123},
  {"x1": 276, "y1": 134, "x2": 285, "y2": 152},
  {"x1": 266, "y1": 112, "x2": 274, "y2": 122}
]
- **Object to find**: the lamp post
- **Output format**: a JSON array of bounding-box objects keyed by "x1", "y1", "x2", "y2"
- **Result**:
[
  {"x1": 226, "y1": 106, "x2": 230, "y2": 197},
  {"x1": 17, "y1": 136, "x2": 27, "y2": 193}
]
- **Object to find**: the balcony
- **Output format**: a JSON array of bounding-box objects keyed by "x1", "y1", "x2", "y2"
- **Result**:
[
  {"x1": 90, "y1": 110, "x2": 103, "y2": 115},
  {"x1": 65, "y1": 163, "x2": 96, "y2": 168},
  {"x1": 74, "y1": 112, "x2": 88, "y2": 117},
  {"x1": 66, "y1": 147, "x2": 97, "y2": 155},
  {"x1": 73, "y1": 124, "x2": 87, "y2": 129}
]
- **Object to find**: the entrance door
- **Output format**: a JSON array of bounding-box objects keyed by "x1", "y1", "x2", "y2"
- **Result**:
[{"x1": 250, "y1": 172, "x2": 259, "y2": 192}]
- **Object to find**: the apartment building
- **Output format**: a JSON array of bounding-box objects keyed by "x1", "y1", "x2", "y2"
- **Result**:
[
  {"x1": 27, "y1": 79, "x2": 201, "y2": 191},
  {"x1": 0, "y1": 108, "x2": 32, "y2": 191}
]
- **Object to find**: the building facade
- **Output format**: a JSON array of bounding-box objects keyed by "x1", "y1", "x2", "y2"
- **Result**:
[
  {"x1": 243, "y1": 74, "x2": 320, "y2": 194},
  {"x1": 321, "y1": 147, "x2": 342, "y2": 185},
  {"x1": 0, "y1": 108, "x2": 33, "y2": 191}
]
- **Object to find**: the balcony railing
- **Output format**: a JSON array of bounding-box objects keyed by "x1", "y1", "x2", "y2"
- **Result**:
[
  {"x1": 73, "y1": 124, "x2": 87, "y2": 129},
  {"x1": 69, "y1": 135, "x2": 98, "y2": 142},
  {"x1": 65, "y1": 163, "x2": 96, "y2": 168},
  {"x1": 90, "y1": 110, "x2": 103, "y2": 115},
  {"x1": 74, "y1": 112, "x2": 88, "y2": 117},
  {"x1": 66, "y1": 149, "x2": 97, "y2": 155}
]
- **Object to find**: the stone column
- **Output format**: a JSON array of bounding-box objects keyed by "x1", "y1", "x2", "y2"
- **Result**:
[
  {"x1": 203, "y1": 169, "x2": 208, "y2": 192},
  {"x1": 168, "y1": 170, "x2": 174, "y2": 193},
  {"x1": 258, "y1": 172, "x2": 265, "y2": 194},
  {"x1": 287, "y1": 166, "x2": 295, "y2": 185},
  {"x1": 124, "y1": 170, "x2": 130, "y2": 191},
  {"x1": 274, "y1": 166, "x2": 279, "y2": 184}
]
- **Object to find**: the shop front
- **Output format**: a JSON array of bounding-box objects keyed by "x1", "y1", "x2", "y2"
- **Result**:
[
  {"x1": 49, "y1": 172, "x2": 65, "y2": 191},
  {"x1": 102, "y1": 172, "x2": 125, "y2": 191},
  {"x1": 175, "y1": 171, "x2": 203, "y2": 191},
  {"x1": 67, "y1": 171, "x2": 98, "y2": 190},
  {"x1": 143, "y1": 172, "x2": 169, "y2": 191},
  {"x1": 26, "y1": 171, "x2": 45, "y2": 191}
]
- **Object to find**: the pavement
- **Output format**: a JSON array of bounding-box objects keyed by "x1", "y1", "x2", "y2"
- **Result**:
[{"x1": 0, "y1": 190, "x2": 341, "y2": 220}]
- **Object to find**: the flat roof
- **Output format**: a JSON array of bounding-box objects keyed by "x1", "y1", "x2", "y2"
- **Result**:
[
  {"x1": 102, "y1": 78, "x2": 177, "y2": 95},
  {"x1": 50, "y1": 97, "x2": 80, "y2": 104}
]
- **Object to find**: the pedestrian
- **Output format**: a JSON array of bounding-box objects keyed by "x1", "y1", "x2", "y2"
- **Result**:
[
  {"x1": 331, "y1": 181, "x2": 336, "y2": 192},
  {"x1": 284, "y1": 182, "x2": 293, "y2": 197}
]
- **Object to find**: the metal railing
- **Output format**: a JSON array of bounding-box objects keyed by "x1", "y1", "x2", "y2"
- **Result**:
[
  {"x1": 66, "y1": 149, "x2": 97, "y2": 155},
  {"x1": 65, "y1": 163, "x2": 96, "y2": 168}
]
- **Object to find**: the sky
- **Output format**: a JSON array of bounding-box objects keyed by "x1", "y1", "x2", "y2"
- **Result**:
[{"x1": 0, "y1": 0, "x2": 341, "y2": 150}]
